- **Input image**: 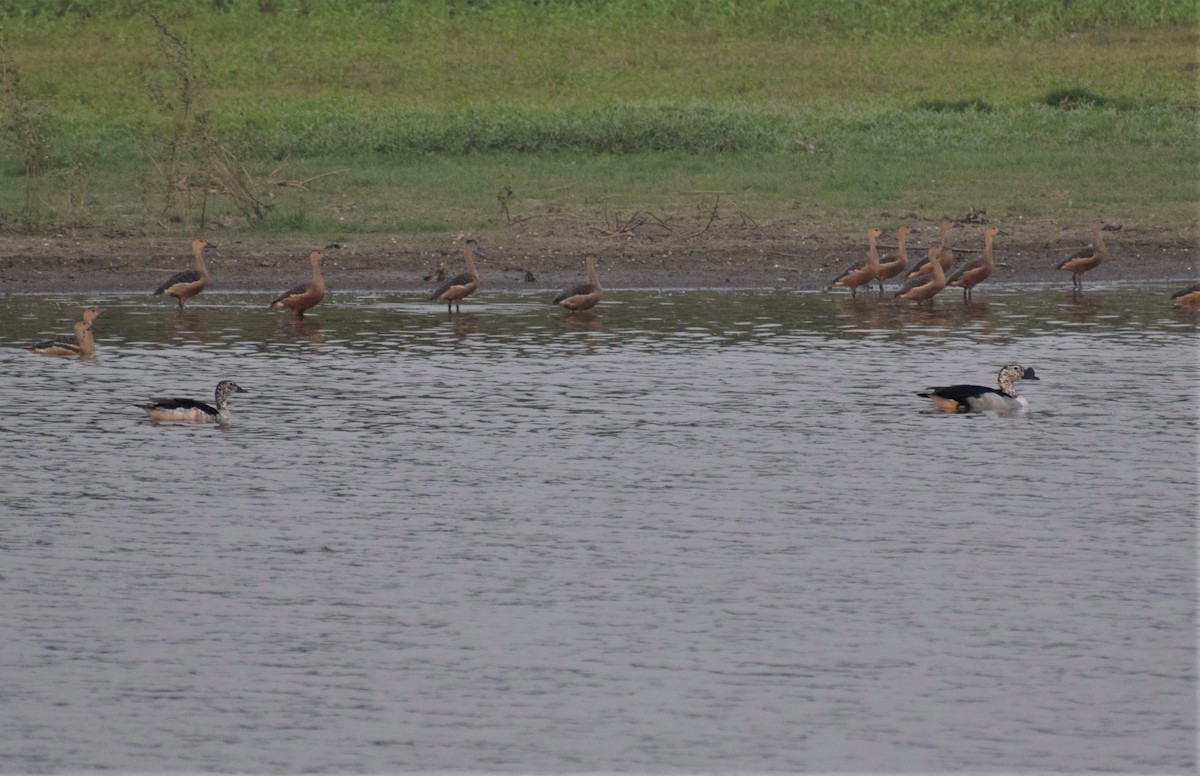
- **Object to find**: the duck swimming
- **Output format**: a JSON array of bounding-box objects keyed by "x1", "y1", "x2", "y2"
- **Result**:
[
  {"x1": 28, "y1": 308, "x2": 100, "y2": 356},
  {"x1": 29, "y1": 319, "x2": 94, "y2": 357},
  {"x1": 139, "y1": 380, "x2": 248, "y2": 423},
  {"x1": 917, "y1": 364, "x2": 1039, "y2": 413}
]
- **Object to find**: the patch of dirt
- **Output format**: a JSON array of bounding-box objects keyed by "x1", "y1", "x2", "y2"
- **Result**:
[{"x1": 0, "y1": 218, "x2": 1195, "y2": 297}]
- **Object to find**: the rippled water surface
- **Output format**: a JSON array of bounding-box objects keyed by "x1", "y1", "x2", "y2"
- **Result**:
[{"x1": 1, "y1": 286, "x2": 1196, "y2": 773}]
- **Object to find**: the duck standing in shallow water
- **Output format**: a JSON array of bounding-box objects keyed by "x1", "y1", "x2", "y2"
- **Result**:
[
  {"x1": 270, "y1": 250, "x2": 326, "y2": 319},
  {"x1": 154, "y1": 239, "x2": 214, "y2": 310},
  {"x1": 430, "y1": 239, "x2": 481, "y2": 314},
  {"x1": 1057, "y1": 220, "x2": 1120, "y2": 290},
  {"x1": 826, "y1": 228, "x2": 882, "y2": 299},
  {"x1": 947, "y1": 225, "x2": 1000, "y2": 302},
  {"x1": 894, "y1": 244, "x2": 947, "y2": 306},
  {"x1": 905, "y1": 218, "x2": 958, "y2": 279},
  {"x1": 553, "y1": 253, "x2": 603, "y2": 312},
  {"x1": 139, "y1": 380, "x2": 248, "y2": 423},
  {"x1": 874, "y1": 225, "x2": 912, "y2": 293},
  {"x1": 917, "y1": 364, "x2": 1039, "y2": 413}
]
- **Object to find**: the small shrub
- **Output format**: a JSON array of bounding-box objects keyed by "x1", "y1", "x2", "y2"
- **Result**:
[{"x1": 1042, "y1": 87, "x2": 1136, "y2": 111}]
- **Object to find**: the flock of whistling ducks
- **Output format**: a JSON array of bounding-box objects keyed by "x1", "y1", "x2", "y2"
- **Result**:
[
  {"x1": 21, "y1": 219, "x2": 1196, "y2": 419},
  {"x1": 826, "y1": 218, "x2": 1140, "y2": 305}
]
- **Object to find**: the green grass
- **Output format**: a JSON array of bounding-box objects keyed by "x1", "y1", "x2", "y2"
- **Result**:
[{"x1": 0, "y1": 0, "x2": 1195, "y2": 239}]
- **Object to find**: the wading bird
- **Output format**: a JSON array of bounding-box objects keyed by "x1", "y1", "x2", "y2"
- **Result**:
[
  {"x1": 269, "y1": 250, "x2": 327, "y2": 320},
  {"x1": 947, "y1": 225, "x2": 1000, "y2": 302},
  {"x1": 827, "y1": 228, "x2": 882, "y2": 299},
  {"x1": 874, "y1": 225, "x2": 912, "y2": 293},
  {"x1": 154, "y1": 239, "x2": 215, "y2": 310},
  {"x1": 905, "y1": 218, "x2": 957, "y2": 279},
  {"x1": 553, "y1": 253, "x2": 603, "y2": 312},
  {"x1": 894, "y1": 243, "x2": 947, "y2": 306},
  {"x1": 1057, "y1": 220, "x2": 1120, "y2": 290},
  {"x1": 430, "y1": 239, "x2": 481, "y2": 314}
]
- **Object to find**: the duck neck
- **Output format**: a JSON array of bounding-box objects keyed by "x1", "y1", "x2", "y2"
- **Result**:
[
  {"x1": 897, "y1": 229, "x2": 909, "y2": 262},
  {"x1": 193, "y1": 243, "x2": 209, "y2": 276},
  {"x1": 982, "y1": 231, "x2": 995, "y2": 269},
  {"x1": 930, "y1": 251, "x2": 946, "y2": 284},
  {"x1": 310, "y1": 253, "x2": 325, "y2": 291},
  {"x1": 585, "y1": 255, "x2": 601, "y2": 290},
  {"x1": 464, "y1": 244, "x2": 479, "y2": 281},
  {"x1": 1091, "y1": 224, "x2": 1108, "y2": 257},
  {"x1": 866, "y1": 232, "x2": 880, "y2": 269}
]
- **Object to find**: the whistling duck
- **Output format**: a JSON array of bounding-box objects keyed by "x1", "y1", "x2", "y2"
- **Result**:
[
  {"x1": 874, "y1": 225, "x2": 912, "y2": 292},
  {"x1": 905, "y1": 218, "x2": 957, "y2": 279},
  {"x1": 430, "y1": 239, "x2": 481, "y2": 314},
  {"x1": 1170, "y1": 283, "x2": 1200, "y2": 309},
  {"x1": 827, "y1": 228, "x2": 883, "y2": 299},
  {"x1": 29, "y1": 318, "x2": 94, "y2": 357},
  {"x1": 917, "y1": 364, "x2": 1039, "y2": 413},
  {"x1": 154, "y1": 239, "x2": 214, "y2": 310},
  {"x1": 894, "y1": 243, "x2": 947, "y2": 305},
  {"x1": 947, "y1": 225, "x2": 999, "y2": 302},
  {"x1": 139, "y1": 380, "x2": 248, "y2": 423},
  {"x1": 1057, "y1": 220, "x2": 1119, "y2": 290},
  {"x1": 553, "y1": 253, "x2": 603, "y2": 312},
  {"x1": 270, "y1": 250, "x2": 326, "y2": 319}
]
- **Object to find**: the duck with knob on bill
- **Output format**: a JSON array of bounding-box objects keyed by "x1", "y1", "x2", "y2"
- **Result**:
[
  {"x1": 553, "y1": 253, "x2": 603, "y2": 312},
  {"x1": 269, "y1": 250, "x2": 327, "y2": 320},
  {"x1": 1057, "y1": 219, "x2": 1120, "y2": 290},
  {"x1": 139, "y1": 380, "x2": 248, "y2": 423},
  {"x1": 430, "y1": 239, "x2": 482, "y2": 314},
  {"x1": 917, "y1": 364, "x2": 1039, "y2": 413},
  {"x1": 153, "y1": 238, "x2": 215, "y2": 310},
  {"x1": 826, "y1": 228, "x2": 883, "y2": 299},
  {"x1": 947, "y1": 225, "x2": 1000, "y2": 302}
]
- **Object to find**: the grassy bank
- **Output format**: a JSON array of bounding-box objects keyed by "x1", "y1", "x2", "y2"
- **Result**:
[{"x1": 0, "y1": 0, "x2": 1195, "y2": 241}]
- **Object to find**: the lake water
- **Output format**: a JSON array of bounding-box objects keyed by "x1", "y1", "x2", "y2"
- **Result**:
[{"x1": 0, "y1": 285, "x2": 1195, "y2": 773}]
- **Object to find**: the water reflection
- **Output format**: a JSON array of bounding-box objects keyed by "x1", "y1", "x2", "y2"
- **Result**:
[{"x1": 0, "y1": 284, "x2": 1195, "y2": 774}]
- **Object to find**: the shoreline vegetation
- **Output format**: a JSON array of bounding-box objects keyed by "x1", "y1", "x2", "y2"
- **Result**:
[{"x1": 0, "y1": 1, "x2": 1195, "y2": 291}]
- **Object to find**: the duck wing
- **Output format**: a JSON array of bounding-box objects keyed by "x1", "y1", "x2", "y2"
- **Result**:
[
  {"x1": 430, "y1": 272, "x2": 474, "y2": 300},
  {"x1": 154, "y1": 269, "x2": 203, "y2": 294},
  {"x1": 272, "y1": 281, "x2": 312, "y2": 306},
  {"x1": 553, "y1": 282, "x2": 596, "y2": 304},
  {"x1": 946, "y1": 258, "x2": 982, "y2": 284},
  {"x1": 143, "y1": 397, "x2": 218, "y2": 414}
]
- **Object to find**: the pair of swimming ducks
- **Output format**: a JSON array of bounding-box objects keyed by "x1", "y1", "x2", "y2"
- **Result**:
[
  {"x1": 133, "y1": 364, "x2": 1037, "y2": 424},
  {"x1": 135, "y1": 364, "x2": 1037, "y2": 424}
]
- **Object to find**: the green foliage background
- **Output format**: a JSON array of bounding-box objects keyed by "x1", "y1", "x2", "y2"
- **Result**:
[{"x1": 0, "y1": 0, "x2": 1195, "y2": 236}]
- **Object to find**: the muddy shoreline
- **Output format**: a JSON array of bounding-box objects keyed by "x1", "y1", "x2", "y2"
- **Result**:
[{"x1": 1, "y1": 227, "x2": 1196, "y2": 296}]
